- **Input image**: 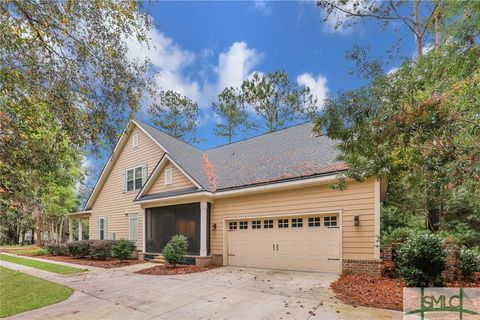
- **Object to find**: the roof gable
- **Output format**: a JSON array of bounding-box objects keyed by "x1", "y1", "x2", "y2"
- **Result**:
[{"x1": 83, "y1": 120, "x2": 167, "y2": 210}]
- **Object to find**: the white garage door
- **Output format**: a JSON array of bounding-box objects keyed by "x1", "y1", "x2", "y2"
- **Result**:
[{"x1": 226, "y1": 214, "x2": 340, "y2": 272}]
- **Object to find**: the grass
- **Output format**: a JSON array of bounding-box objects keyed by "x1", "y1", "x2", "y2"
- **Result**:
[
  {"x1": 0, "y1": 254, "x2": 85, "y2": 274},
  {"x1": 8, "y1": 248, "x2": 48, "y2": 256},
  {"x1": 0, "y1": 267, "x2": 74, "y2": 317}
]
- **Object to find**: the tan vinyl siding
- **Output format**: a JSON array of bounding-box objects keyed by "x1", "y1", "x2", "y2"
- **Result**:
[
  {"x1": 146, "y1": 160, "x2": 194, "y2": 195},
  {"x1": 211, "y1": 179, "x2": 376, "y2": 260},
  {"x1": 89, "y1": 126, "x2": 164, "y2": 249}
]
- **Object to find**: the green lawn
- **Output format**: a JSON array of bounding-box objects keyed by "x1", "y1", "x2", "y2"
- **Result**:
[
  {"x1": 0, "y1": 267, "x2": 73, "y2": 317},
  {"x1": 7, "y1": 248, "x2": 48, "y2": 256},
  {"x1": 0, "y1": 254, "x2": 85, "y2": 274}
]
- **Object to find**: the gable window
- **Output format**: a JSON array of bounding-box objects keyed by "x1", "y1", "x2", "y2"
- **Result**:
[
  {"x1": 125, "y1": 165, "x2": 145, "y2": 192},
  {"x1": 308, "y1": 217, "x2": 321, "y2": 227},
  {"x1": 164, "y1": 168, "x2": 173, "y2": 186},
  {"x1": 239, "y1": 221, "x2": 248, "y2": 229},
  {"x1": 132, "y1": 133, "x2": 139, "y2": 148},
  {"x1": 324, "y1": 216, "x2": 338, "y2": 227},
  {"x1": 278, "y1": 219, "x2": 288, "y2": 228},
  {"x1": 129, "y1": 214, "x2": 138, "y2": 242},
  {"x1": 292, "y1": 218, "x2": 303, "y2": 228},
  {"x1": 99, "y1": 218, "x2": 106, "y2": 240},
  {"x1": 228, "y1": 221, "x2": 237, "y2": 230},
  {"x1": 252, "y1": 220, "x2": 261, "y2": 229},
  {"x1": 264, "y1": 220, "x2": 273, "y2": 229}
]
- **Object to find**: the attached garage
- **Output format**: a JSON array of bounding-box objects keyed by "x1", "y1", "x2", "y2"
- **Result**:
[{"x1": 225, "y1": 213, "x2": 341, "y2": 273}]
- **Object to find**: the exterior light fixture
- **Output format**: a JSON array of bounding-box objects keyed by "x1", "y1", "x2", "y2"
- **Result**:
[
  {"x1": 212, "y1": 223, "x2": 217, "y2": 231},
  {"x1": 354, "y1": 215, "x2": 360, "y2": 226}
]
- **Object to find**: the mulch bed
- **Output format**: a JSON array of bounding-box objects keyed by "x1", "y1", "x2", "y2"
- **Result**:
[
  {"x1": 331, "y1": 273, "x2": 480, "y2": 311},
  {"x1": 135, "y1": 264, "x2": 218, "y2": 275},
  {"x1": 30, "y1": 254, "x2": 145, "y2": 268}
]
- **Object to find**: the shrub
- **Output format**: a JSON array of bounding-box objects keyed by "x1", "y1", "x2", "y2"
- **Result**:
[
  {"x1": 31, "y1": 248, "x2": 48, "y2": 256},
  {"x1": 460, "y1": 248, "x2": 479, "y2": 279},
  {"x1": 46, "y1": 244, "x2": 62, "y2": 256},
  {"x1": 112, "y1": 239, "x2": 136, "y2": 261},
  {"x1": 396, "y1": 233, "x2": 447, "y2": 287},
  {"x1": 89, "y1": 240, "x2": 113, "y2": 260},
  {"x1": 67, "y1": 240, "x2": 90, "y2": 258},
  {"x1": 162, "y1": 235, "x2": 188, "y2": 266}
]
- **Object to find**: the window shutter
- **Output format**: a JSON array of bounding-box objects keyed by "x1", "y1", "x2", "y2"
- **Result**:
[
  {"x1": 97, "y1": 218, "x2": 100, "y2": 239},
  {"x1": 122, "y1": 171, "x2": 126, "y2": 192},
  {"x1": 142, "y1": 164, "x2": 148, "y2": 186}
]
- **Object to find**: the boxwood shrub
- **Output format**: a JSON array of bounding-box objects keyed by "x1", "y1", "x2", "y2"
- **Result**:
[
  {"x1": 112, "y1": 239, "x2": 136, "y2": 261},
  {"x1": 460, "y1": 248, "x2": 479, "y2": 279},
  {"x1": 396, "y1": 233, "x2": 447, "y2": 287},
  {"x1": 162, "y1": 235, "x2": 188, "y2": 266},
  {"x1": 46, "y1": 243, "x2": 63, "y2": 256}
]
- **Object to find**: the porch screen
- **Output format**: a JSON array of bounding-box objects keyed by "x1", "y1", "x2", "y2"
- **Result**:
[{"x1": 146, "y1": 203, "x2": 200, "y2": 255}]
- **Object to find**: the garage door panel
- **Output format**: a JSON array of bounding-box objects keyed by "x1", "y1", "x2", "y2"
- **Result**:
[{"x1": 227, "y1": 214, "x2": 340, "y2": 273}]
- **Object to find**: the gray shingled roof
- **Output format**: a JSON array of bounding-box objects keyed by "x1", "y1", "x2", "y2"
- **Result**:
[{"x1": 136, "y1": 121, "x2": 345, "y2": 192}]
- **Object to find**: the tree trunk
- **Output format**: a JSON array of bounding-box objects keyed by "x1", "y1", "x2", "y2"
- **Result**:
[
  {"x1": 34, "y1": 207, "x2": 42, "y2": 246},
  {"x1": 434, "y1": 12, "x2": 442, "y2": 49},
  {"x1": 413, "y1": 0, "x2": 423, "y2": 61}
]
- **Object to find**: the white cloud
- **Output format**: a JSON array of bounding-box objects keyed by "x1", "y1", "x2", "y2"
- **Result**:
[
  {"x1": 215, "y1": 41, "x2": 262, "y2": 92},
  {"x1": 252, "y1": 1, "x2": 272, "y2": 15},
  {"x1": 297, "y1": 73, "x2": 329, "y2": 109},
  {"x1": 125, "y1": 27, "x2": 194, "y2": 73}
]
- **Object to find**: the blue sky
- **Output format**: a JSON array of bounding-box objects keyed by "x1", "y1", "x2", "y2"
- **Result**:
[{"x1": 83, "y1": 1, "x2": 416, "y2": 188}]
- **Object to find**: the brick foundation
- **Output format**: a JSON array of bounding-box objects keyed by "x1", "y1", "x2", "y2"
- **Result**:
[
  {"x1": 195, "y1": 255, "x2": 223, "y2": 267},
  {"x1": 441, "y1": 238, "x2": 461, "y2": 282},
  {"x1": 342, "y1": 258, "x2": 383, "y2": 276}
]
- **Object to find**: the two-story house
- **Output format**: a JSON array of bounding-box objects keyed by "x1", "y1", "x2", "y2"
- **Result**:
[{"x1": 69, "y1": 119, "x2": 385, "y2": 275}]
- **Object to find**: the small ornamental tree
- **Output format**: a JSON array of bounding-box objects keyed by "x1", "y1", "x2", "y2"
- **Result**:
[
  {"x1": 112, "y1": 239, "x2": 136, "y2": 261},
  {"x1": 162, "y1": 235, "x2": 188, "y2": 267},
  {"x1": 396, "y1": 233, "x2": 447, "y2": 287}
]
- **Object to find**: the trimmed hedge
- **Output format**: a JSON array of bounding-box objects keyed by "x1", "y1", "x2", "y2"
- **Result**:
[
  {"x1": 67, "y1": 240, "x2": 90, "y2": 258},
  {"x1": 46, "y1": 239, "x2": 133, "y2": 260},
  {"x1": 89, "y1": 240, "x2": 114, "y2": 260},
  {"x1": 46, "y1": 243, "x2": 68, "y2": 256}
]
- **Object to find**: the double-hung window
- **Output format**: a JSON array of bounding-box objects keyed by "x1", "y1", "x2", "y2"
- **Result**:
[
  {"x1": 99, "y1": 217, "x2": 106, "y2": 240},
  {"x1": 125, "y1": 165, "x2": 145, "y2": 192}
]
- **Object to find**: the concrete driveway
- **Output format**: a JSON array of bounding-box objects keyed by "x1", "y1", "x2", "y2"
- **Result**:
[{"x1": 4, "y1": 263, "x2": 401, "y2": 320}]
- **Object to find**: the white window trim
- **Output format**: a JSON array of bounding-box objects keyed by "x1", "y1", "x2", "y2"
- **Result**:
[
  {"x1": 128, "y1": 213, "x2": 138, "y2": 242},
  {"x1": 164, "y1": 167, "x2": 173, "y2": 186},
  {"x1": 132, "y1": 133, "x2": 139, "y2": 148},
  {"x1": 125, "y1": 164, "x2": 145, "y2": 192}
]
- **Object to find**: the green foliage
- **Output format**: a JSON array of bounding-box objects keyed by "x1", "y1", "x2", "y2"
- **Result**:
[
  {"x1": 212, "y1": 87, "x2": 249, "y2": 143},
  {"x1": 46, "y1": 244, "x2": 65, "y2": 256},
  {"x1": 112, "y1": 239, "x2": 136, "y2": 261},
  {"x1": 396, "y1": 233, "x2": 447, "y2": 287},
  {"x1": 66, "y1": 240, "x2": 90, "y2": 258},
  {"x1": 241, "y1": 71, "x2": 317, "y2": 133},
  {"x1": 460, "y1": 249, "x2": 479, "y2": 279},
  {"x1": 162, "y1": 235, "x2": 188, "y2": 266},
  {"x1": 89, "y1": 240, "x2": 113, "y2": 260},
  {"x1": 149, "y1": 90, "x2": 200, "y2": 143},
  {"x1": 1, "y1": 0, "x2": 154, "y2": 245}
]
